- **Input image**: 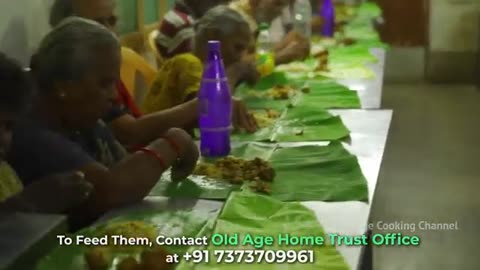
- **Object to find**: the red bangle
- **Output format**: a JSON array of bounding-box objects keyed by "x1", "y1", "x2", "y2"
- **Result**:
[
  {"x1": 137, "y1": 148, "x2": 166, "y2": 169},
  {"x1": 162, "y1": 135, "x2": 181, "y2": 156}
]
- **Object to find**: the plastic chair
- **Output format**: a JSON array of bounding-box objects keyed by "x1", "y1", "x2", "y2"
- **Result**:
[
  {"x1": 148, "y1": 30, "x2": 164, "y2": 67},
  {"x1": 120, "y1": 47, "x2": 157, "y2": 104}
]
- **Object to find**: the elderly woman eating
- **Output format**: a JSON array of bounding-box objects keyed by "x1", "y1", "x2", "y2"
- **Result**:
[{"x1": 7, "y1": 18, "x2": 199, "y2": 223}]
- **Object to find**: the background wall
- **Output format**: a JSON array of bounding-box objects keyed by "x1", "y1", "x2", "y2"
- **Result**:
[
  {"x1": 118, "y1": 0, "x2": 175, "y2": 34},
  {"x1": 374, "y1": 0, "x2": 429, "y2": 83},
  {"x1": 0, "y1": 0, "x2": 53, "y2": 67},
  {"x1": 0, "y1": 0, "x2": 174, "y2": 66},
  {"x1": 375, "y1": 0, "x2": 429, "y2": 46},
  {"x1": 427, "y1": 0, "x2": 480, "y2": 82}
]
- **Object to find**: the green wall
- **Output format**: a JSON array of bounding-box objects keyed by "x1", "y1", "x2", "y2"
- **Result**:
[{"x1": 118, "y1": 0, "x2": 175, "y2": 34}]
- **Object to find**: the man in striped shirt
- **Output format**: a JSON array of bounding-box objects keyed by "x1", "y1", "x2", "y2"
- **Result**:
[{"x1": 156, "y1": 0, "x2": 231, "y2": 59}]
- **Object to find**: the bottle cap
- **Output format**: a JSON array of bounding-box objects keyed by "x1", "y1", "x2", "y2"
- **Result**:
[
  {"x1": 208, "y1": 40, "x2": 221, "y2": 51},
  {"x1": 258, "y1": 23, "x2": 270, "y2": 31}
]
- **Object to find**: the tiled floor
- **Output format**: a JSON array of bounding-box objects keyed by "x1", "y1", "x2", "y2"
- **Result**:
[{"x1": 371, "y1": 83, "x2": 480, "y2": 269}]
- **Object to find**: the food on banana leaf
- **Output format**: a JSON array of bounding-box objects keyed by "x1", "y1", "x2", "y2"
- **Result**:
[
  {"x1": 102, "y1": 221, "x2": 157, "y2": 242},
  {"x1": 194, "y1": 157, "x2": 275, "y2": 192},
  {"x1": 266, "y1": 85, "x2": 295, "y2": 100},
  {"x1": 339, "y1": 37, "x2": 357, "y2": 46},
  {"x1": 85, "y1": 247, "x2": 112, "y2": 270},
  {"x1": 311, "y1": 44, "x2": 327, "y2": 56},
  {"x1": 246, "y1": 85, "x2": 295, "y2": 100},
  {"x1": 252, "y1": 109, "x2": 280, "y2": 128},
  {"x1": 313, "y1": 49, "x2": 329, "y2": 59},
  {"x1": 98, "y1": 221, "x2": 156, "y2": 252},
  {"x1": 141, "y1": 247, "x2": 173, "y2": 270},
  {"x1": 84, "y1": 221, "x2": 159, "y2": 269},
  {"x1": 313, "y1": 49, "x2": 329, "y2": 72},
  {"x1": 301, "y1": 86, "x2": 310, "y2": 93},
  {"x1": 315, "y1": 61, "x2": 329, "y2": 72},
  {"x1": 117, "y1": 257, "x2": 141, "y2": 270},
  {"x1": 335, "y1": 4, "x2": 356, "y2": 23},
  {"x1": 85, "y1": 242, "x2": 172, "y2": 270},
  {"x1": 315, "y1": 37, "x2": 337, "y2": 48},
  {"x1": 276, "y1": 62, "x2": 312, "y2": 72},
  {"x1": 295, "y1": 129, "x2": 305, "y2": 136},
  {"x1": 113, "y1": 249, "x2": 172, "y2": 270},
  {"x1": 249, "y1": 180, "x2": 272, "y2": 194}
]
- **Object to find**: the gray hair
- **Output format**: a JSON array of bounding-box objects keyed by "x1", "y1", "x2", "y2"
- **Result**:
[
  {"x1": 31, "y1": 17, "x2": 120, "y2": 92},
  {"x1": 195, "y1": 5, "x2": 249, "y2": 38},
  {"x1": 49, "y1": 0, "x2": 75, "y2": 27}
]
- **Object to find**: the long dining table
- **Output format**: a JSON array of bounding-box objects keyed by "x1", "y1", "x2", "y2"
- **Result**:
[
  {"x1": 2, "y1": 3, "x2": 390, "y2": 267},
  {"x1": 101, "y1": 46, "x2": 391, "y2": 269}
]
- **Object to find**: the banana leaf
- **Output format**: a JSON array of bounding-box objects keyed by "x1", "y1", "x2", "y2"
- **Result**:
[
  {"x1": 178, "y1": 191, "x2": 349, "y2": 270},
  {"x1": 150, "y1": 143, "x2": 277, "y2": 199},
  {"x1": 279, "y1": 47, "x2": 376, "y2": 80},
  {"x1": 250, "y1": 71, "x2": 290, "y2": 90},
  {"x1": 151, "y1": 173, "x2": 241, "y2": 200},
  {"x1": 356, "y1": 2, "x2": 382, "y2": 18},
  {"x1": 235, "y1": 72, "x2": 299, "y2": 110},
  {"x1": 276, "y1": 105, "x2": 350, "y2": 142},
  {"x1": 151, "y1": 142, "x2": 368, "y2": 202},
  {"x1": 318, "y1": 66, "x2": 375, "y2": 79},
  {"x1": 232, "y1": 106, "x2": 350, "y2": 143},
  {"x1": 237, "y1": 95, "x2": 291, "y2": 111},
  {"x1": 237, "y1": 72, "x2": 361, "y2": 109},
  {"x1": 343, "y1": 25, "x2": 381, "y2": 43},
  {"x1": 354, "y1": 39, "x2": 388, "y2": 49},
  {"x1": 329, "y1": 45, "x2": 378, "y2": 65},
  {"x1": 269, "y1": 142, "x2": 368, "y2": 202},
  {"x1": 272, "y1": 116, "x2": 350, "y2": 142},
  {"x1": 37, "y1": 209, "x2": 216, "y2": 270},
  {"x1": 296, "y1": 80, "x2": 361, "y2": 109}
]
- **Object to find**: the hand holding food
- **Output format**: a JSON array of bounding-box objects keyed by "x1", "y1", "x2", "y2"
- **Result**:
[
  {"x1": 232, "y1": 97, "x2": 258, "y2": 133},
  {"x1": 311, "y1": 15, "x2": 325, "y2": 33},
  {"x1": 274, "y1": 31, "x2": 311, "y2": 65},
  {"x1": 267, "y1": 85, "x2": 296, "y2": 100},
  {"x1": 227, "y1": 61, "x2": 260, "y2": 87},
  {"x1": 85, "y1": 247, "x2": 112, "y2": 270},
  {"x1": 21, "y1": 171, "x2": 93, "y2": 213},
  {"x1": 163, "y1": 128, "x2": 199, "y2": 182},
  {"x1": 277, "y1": 42, "x2": 310, "y2": 64},
  {"x1": 313, "y1": 49, "x2": 330, "y2": 72},
  {"x1": 277, "y1": 31, "x2": 307, "y2": 50}
]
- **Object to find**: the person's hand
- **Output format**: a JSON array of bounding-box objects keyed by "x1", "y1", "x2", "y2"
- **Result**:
[
  {"x1": 276, "y1": 41, "x2": 309, "y2": 64},
  {"x1": 311, "y1": 15, "x2": 324, "y2": 33},
  {"x1": 276, "y1": 31, "x2": 307, "y2": 50},
  {"x1": 165, "y1": 128, "x2": 199, "y2": 182},
  {"x1": 275, "y1": 32, "x2": 310, "y2": 64},
  {"x1": 20, "y1": 171, "x2": 93, "y2": 213},
  {"x1": 227, "y1": 61, "x2": 260, "y2": 88},
  {"x1": 232, "y1": 97, "x2": 258, "y2": 133}
]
